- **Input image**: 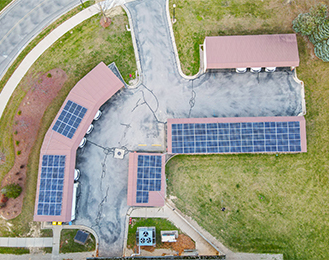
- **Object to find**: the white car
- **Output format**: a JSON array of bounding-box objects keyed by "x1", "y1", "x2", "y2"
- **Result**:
[
  {"x1": 236, "y1": 68, "x2": 247, "y2": 73},
  {"x1": 93, "y1": 110, "x2": 102, "y2": 121},
  {"x1": 265, "y1": 67, "x2": 276, "y2": 72},
  {"x1": 78, "y1": 137, "x2": 87, "y2": 148},
  {"x1": 74, "y1": 169, "x2": 81, "y2": 182},
  {"x1": 251, "y1": 67, "x2": 262, "y2": 73},
  {"x1": 86, "y1": 124, "x2": 94, "y2": 135}
]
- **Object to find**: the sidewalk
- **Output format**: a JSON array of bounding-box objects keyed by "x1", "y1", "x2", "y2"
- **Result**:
[
  {"x1": 0, "y1": 237, "x2": 52, "y2": 247},
  {"x1": 0, "y1": 4, "x2": 99, "y2": 120}
]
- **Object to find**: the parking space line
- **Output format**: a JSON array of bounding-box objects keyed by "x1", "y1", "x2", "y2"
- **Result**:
[
  {"x1": 138, "y1": 144, "x2": 147, "y2": 146},
  {"x1": 152, "y1": 144, "x2": 162, "y2": 146}
]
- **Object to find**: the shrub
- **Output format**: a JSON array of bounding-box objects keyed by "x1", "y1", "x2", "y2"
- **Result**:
[
  {"x1": 17, "y1": 110, "x2": 22, "y2": 115},
  {"x1": 47, "y1": 73, "x2": 52, "y2": 78},
  {"x1": 14, "y1": 131, "x2": 18, "y2": 135},
  {"x1": 15, "y1": 140, "x2": 19, "y2": 146},
  {"x1": 1, "y1": 184, "x2": 22, "y2": 199},
  {"x1": 17, "y1": 151, "x2": 21, "y2": 155}
]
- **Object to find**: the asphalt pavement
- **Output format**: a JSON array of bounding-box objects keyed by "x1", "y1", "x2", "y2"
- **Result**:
[
  {"x1": 74, "y1": 0, "x2": 303, "y2": 257},
  {"x1": 0, "y1": 0, "x2": 80, "y2": 80}
]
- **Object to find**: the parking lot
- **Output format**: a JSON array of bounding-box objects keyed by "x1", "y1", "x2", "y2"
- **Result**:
[{"x1": 74, "y1": 0, "x2": 304, "y2": 256}]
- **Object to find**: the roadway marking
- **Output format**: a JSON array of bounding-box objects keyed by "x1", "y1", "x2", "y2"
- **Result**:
[
  {"x1": 151, "y1": 144, "x2": 162, "y2": 146},
  {"x1": 138, "y1": 144, "x2": 147, "y2": 146}
]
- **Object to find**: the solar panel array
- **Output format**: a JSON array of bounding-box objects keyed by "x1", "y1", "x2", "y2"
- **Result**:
[
  {"x1": 52, "y1": 100, "x2": 87, "y2": 139},
  {"x1": 37, "y1": 155, "x2": 65, "y2": 216},
  {"x1": 136, "y1": 155, "x2": 162, "y2": 204},
  {"x1": 171, "y1": 121, "x2": 301, "y2": 154}
]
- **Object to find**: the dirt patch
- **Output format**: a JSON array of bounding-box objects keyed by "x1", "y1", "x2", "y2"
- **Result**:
[{"x1": 0, "y1": 68, "x2": 67, "y2": 220}]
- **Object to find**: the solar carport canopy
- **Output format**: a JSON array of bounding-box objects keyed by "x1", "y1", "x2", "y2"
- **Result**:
[
  {"x1": 34, "y1": 62, "x2": 124, "y2": 222},
  {"x1": 167, "y1": 116, "x2": 307, "y2": 154},
  {"x1": 204, "y1": 34, "x2": 300, "y2": 70},
  {"x1": 127, "y1": 153, "x2": 166, "y2": 207}
]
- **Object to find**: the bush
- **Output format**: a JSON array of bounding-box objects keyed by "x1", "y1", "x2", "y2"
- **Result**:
[
  {"x1": 2, "y1": 184, "x2": 22, "y2": 199},
  {"x1": 17, "y1": 151, "x2": 21, "y2": 155},
  {"x1": 15, "y1": 140, "x2": 19, "y2": 146},
  {"x1": 17, "y1": 110, "x2": 21, "y2": 115}
]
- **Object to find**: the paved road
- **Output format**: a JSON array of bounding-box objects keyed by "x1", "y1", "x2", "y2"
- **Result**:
[
  {"x1": 74, "y1": 0, "x2": 303, "y2": 257},
  {"x1": 0, "y1": 0, "x2": 80, "y2": 80}
]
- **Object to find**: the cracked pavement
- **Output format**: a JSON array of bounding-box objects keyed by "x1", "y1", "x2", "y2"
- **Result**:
[{"x1": 74, "y1": 0, "x2": 303, "y2": 256}]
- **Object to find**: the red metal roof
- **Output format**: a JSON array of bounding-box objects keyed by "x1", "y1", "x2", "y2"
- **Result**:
[
  {"x1": 127, "y1": 153, "x2": 166, "y2": 207},
  {"x1": 34, "y1": 62, "x2": 124, "y2": 222},
  {"x1": 204, "y1": 34, "x2": 299, "y2": 69},
  {"x1": 167, "y1": 116, "x2": 307, "y2": 154}
]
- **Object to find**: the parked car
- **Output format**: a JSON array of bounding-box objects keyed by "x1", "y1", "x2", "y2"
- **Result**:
[
  {"x1": 236, "y1": 67, "x2": 247, "y2": 73},
  {"x1": 251, "y1": 67, "x2": 262, "y2": 73},
  {"x1": 78, "y1": 137, "x2": 87, "y2": 148},
  {"x1": 86, "y1": 124, "x2": 94, "y2": 135},
  {"x1": 74, "y1": 169, "x2": 81, "y2": 182},
  {"x1": 93, "y1": 110, "x2": 102, "y2": 121}
]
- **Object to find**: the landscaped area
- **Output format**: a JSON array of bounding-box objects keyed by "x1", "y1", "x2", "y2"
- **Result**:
[
  {"x1": 0, "y1": 8, "x2": 136, "y2": 237},
  {"x1": 127, "y1": 218, "x2": 180, "y2": 248},
  {"x1": 167, "y1": 1, "x2": 329, "y2": 259},
  {"x1": 60, "y1": 229, "x2": 95, "y2": 253},
  {"x1": 127, "y1": 218, "x2": 194, "y2": 255}
]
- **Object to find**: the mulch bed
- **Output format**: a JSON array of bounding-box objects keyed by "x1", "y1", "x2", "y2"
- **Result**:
[{"x1": 0, "y1": 68, "x2": 67, "y2": 220}]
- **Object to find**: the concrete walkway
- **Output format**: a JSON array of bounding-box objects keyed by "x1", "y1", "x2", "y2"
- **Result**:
[
  {"x1": 0, "y1": 4, "x2": 99, "y2": 120},
  {"x1": 0, "y1": 0, "x2": 80, "y2": 80},
  {"x1": 0, "y1": 237, "x2": 52, "y2": 247}
]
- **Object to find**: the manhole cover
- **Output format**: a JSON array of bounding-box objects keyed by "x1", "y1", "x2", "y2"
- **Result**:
[{"x1": 114, "y1": 148, "x2": 125, "y2": 159}]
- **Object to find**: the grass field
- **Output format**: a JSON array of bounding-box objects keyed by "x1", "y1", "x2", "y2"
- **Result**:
[
  {"x1": 60, "y1": 229, "x2": 95, "y2": 253},
  {"x1": 0, "y1": 247, "x2": 29, "y2": 254},
  {"x1": 127, "y1": 218, "x2": 180, "y2": 248},
  {"x1": 0, "y1": 0, "x2": 13, "y2": 12},
  {"x1": 0, "y1": 10, "x2": 136, "y2": 237},
  {"x1": 167, "y1": 0, "x2": 329, "y2": 259}
]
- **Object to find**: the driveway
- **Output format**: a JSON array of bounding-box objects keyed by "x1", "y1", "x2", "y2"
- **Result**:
[
  {"x1": 75, "y1": 0, "x2": 303, "y2": 257},
  {"x1": 0, "y1": 0, "x2": 80, "y2": 79}
]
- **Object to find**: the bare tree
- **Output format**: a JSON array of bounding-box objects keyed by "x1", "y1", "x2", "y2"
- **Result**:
[{"x1": 95, "y1": 0, "x2": 126, "y2": 27}]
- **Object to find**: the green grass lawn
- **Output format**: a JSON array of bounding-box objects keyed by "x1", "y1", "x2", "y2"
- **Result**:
[
  {"x1": 60, "y1": 229, "x2": 95, "y2": 253},
  {"x1": 167, "y1": 1, "x2": 329, "y2": 259},
  {"x1": 0, "y1": 247, "x2": 29, "y2": 254},
  {"x1": 0, "y1": 0, "x2": 13, "y2": 11},
  {"x1": 127, "y1": 218, "x2": 180, "y2": 249},
  {"x1": 0, "y1": 9, "x2": 136, "y2": 237}
]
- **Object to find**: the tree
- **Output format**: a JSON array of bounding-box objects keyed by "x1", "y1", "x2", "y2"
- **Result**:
[
  {"x1": 95, "y1": 0, "x2": 125, "y2": 28},
  {"x1": 1, "y1": 184, "x2": 22, "y2": 199},
  {"x1": 293, "y1": 4, "x2": 329, "y2": 62}
]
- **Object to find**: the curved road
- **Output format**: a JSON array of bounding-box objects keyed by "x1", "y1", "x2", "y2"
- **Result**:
[
  {"x1": 74, "y1": 0, "x2": 303, "y2": 257},
  {"x1": 0, "y1": 0, "x2": 80, "y2": 80}
]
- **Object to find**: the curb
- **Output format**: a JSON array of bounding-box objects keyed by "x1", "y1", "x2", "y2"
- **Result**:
[
  {"x1": 122, "y1": 3, "x2": 142, "y2": 89},
  {"x1": 0, "y1": 0, "x2": 19, "y2": 16},
  {"x1": 0, "y1": 1, "x2": 81, "y2": 81}
]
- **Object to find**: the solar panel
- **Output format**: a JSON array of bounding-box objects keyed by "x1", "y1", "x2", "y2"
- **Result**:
[
  {"x1": 171, "y1": 121, "x2": 302, "y2": 154},
  {"x1": 37, "y1": 155, "x2": 65, "y2": 216},
  {"x1": 52, "y1": 100, "x2": 87, "y2": 139},
  {"x1": 136, "y1": 155, "x2": 162, "y2": 204}
]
